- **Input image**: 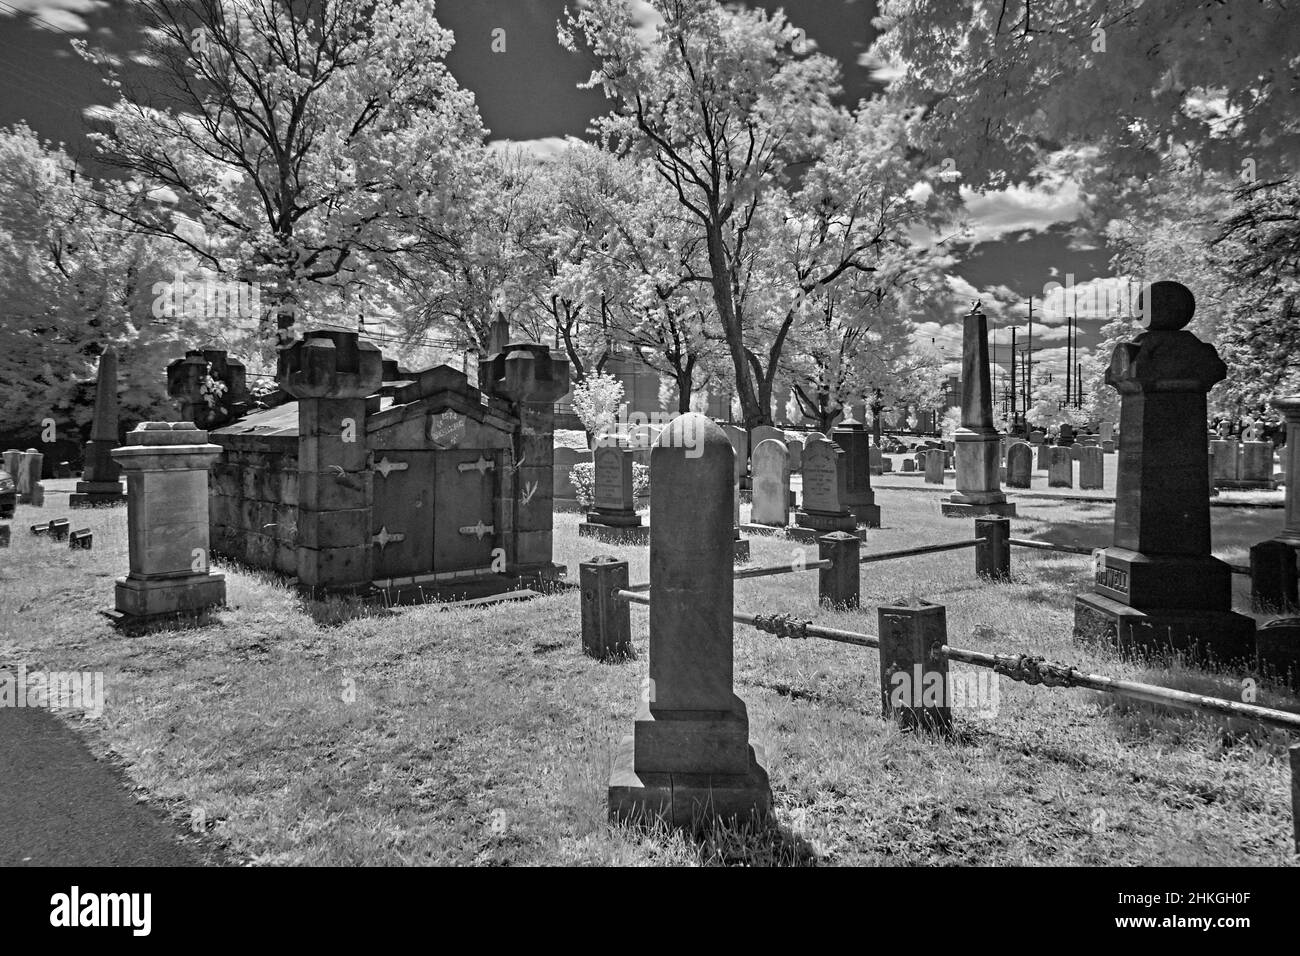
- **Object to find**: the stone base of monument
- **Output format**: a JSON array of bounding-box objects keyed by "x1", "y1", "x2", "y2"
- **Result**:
[
  {"x1": 69, "y1": 481, "x2": 127, "y2": 508},
  {"x1": 579, "y1": 521, "x2": 650, "y2": 545},
  {"x1": 608, "y1": 737, "x2": 771, "y2": 829},
  {"x1": 848, "y1": 502, "x2": 881, "y2": 528},
  {"x1": 114, "y1": 572, "x2": 227, "y2": 620},
  {"x1": 371, "y1": 562, "x2": 567, "y2": 605},
  {"x1": 739, "y1": 521, "x2": 788, "y2": 537},
  {"x1": 1214, "y1": 478, "x2": 1275, "y2": 491},
  {"x1": 940, "y1": 495, "x2": 1017, "y2": 518},
  {"x1": 1073, "y1": 592, "x2": 1255, "y2": 666},
  {"x1": 1256, "y1": 619, "x2": 1300, "y2": 691},
  {"x1": 787, "y1": 509, "x2": 861, "y2": 545}
]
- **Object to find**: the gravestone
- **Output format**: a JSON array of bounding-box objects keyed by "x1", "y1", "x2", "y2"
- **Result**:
[
  {"x1": 1100, "y1": 420, "x2": 1115, "y2": 453},
  {"x1": 901, "y1": 458, "x2": 915, "y2": 472},
  {"x1": 1272, "y1": 396, "x2": 1300, "y2": 550},
  {"x1": 1237, "y1": 439, "x2": 1274, "y2": 489},
  {"x1": 790, "y1": 434, "x2": 860, "y2": 542},
  {"x1": 580, "y1": 444, "x2": 648, "y2": 544},
  {"x1": 1036, "y1": 443, "x2": 1050, "y2": 472},
  {"x1": 17, "y1": 449, "x2": 43, "y2": 505},
  {"x1": 70, "y1": 348, "x2": 127, "y2": 507},
  {"x1": 1048, "y1": 447, "x2": 1074, "y2": 488},
  {"x1": 1210, "y1": 437, "x2": 1238, "y2": 485},
  {"x1": 1069, "y1": 444, "x2": 1084, "y2": 461},
  {"x1": 1029, "y1": 430, "x2": 1045, "y2": 446},
  {"x1": 868, "y1": 446, "x2": 883, "y2": 476},
  {"x1": 831, "y1": 414, "x2": 880, "y2": 527},
  {"x1": 608, "y1": 414, "x2": 771, "y2": 827},
  {"x1": 786, "y1": 436, "x2": 803, "y2": 472},
  {"x1": 1058, "y1": 423, "x2": 1076, "y2": 446},
  {"x1": 941, "y1": 302, "x2": 1016, "y2": 517},
  {"x1": 111, "y1": 422, "x2": 226, "y2": 621},
  {"x1": 749, "y1": 439, "x2": 790, "y2": 528},
  {"x1": 1079, "y1": 446, "x2": 1105, "y2": 490},
  {"x1": 1005, "y1": 442, "x2": 1032, "y2": 488},
  {"x1": 0, "y1": 465, "x2": 13, "y2": 519},
  {"x1": 1074, "y1": 281, "x2": 1255, "y2": 663},
  {"x1": 882, "y1": 457, "x2": 893, "y2": 473},
  {"x1": 552, "y1": 446, "x2": 584, "y2": 507},
  {"x1": 2, "y1": 449, "x2": 22, "y2": 480},
  {"x1": 923, "y1": 448, "x2": 944, "y2": 484},
  {"x1": 751, "y1": 425, "x2": 784, "y2": 452},
  {"x1": 721, "y1": 424, "x2": 749, "y2": 490}
]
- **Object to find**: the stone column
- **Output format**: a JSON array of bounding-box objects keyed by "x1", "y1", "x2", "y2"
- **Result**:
[
  {"x1": 942, "y1": 303, "x2": 1015, "y2": 517},
  {"x1": 279, "y1": 331, "x2": 383, "y2": 596},
  {"x1": 111, "y1": 422, "x2": 225, "y2": 620},
  {"x1": 17, "y1": 449, "x2": 43, "y2": 504},
  {"x1": 831, "y1": 414, "x2": 880, "y2": 527},
  {"x1": 480, "y1": 342, "x2": 570, "y2": 574},
  {"x1": 70, "y1": 347, "x2": 127, "y2": 507},
  {"x1": 1074, "y1": 281, "x2": 1254, "y2": 663},
  {"x1": 609, "y1": 413, "x2": 771, "y2": 827},
  {"x1": 1272, "y1": 396, "x2": 1300, "y2": 547}
]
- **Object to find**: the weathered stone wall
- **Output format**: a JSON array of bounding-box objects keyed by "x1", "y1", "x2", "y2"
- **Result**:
[{"x1": 209, "y1": 433, "x2": 299, "y2": 575}]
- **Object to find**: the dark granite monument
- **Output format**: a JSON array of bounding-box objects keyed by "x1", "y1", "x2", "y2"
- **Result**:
[
  {"x1": 831, "y1": 413, "x2": 880, "y2": 527},
  {"x1": 1074, "y1": 281, "x2": 1255, "y2": 663},
  {"x1": 70, "y1": 348, "x2": 127, "y2": 507}
]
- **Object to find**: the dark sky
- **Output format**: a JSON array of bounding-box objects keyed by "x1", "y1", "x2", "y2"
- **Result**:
[{"x1": 0, "y1": 0, "x2": 1108, "y2": 379}]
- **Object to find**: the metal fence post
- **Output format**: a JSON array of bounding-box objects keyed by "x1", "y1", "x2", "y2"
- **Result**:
[
  {"x1": 975, "y1": 516, "x2": 1010, "y2": 581},
  {"x1": 818, "y1": 531, "x2": 860, "y2": 609},
  {"x1": 877, "y1": 599, "x2": 951, "y2": 734},
  {"x1": 1250, "y1": 540, "x2": 1298, "y2": 613},
  {"x1": 580, "y1": 555, "x2": 631, "y2": 660}
]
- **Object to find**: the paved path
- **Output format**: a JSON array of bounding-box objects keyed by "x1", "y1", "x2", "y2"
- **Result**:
[{"x1": 0, "y1": 706, "x2": 205, "y2": 866}]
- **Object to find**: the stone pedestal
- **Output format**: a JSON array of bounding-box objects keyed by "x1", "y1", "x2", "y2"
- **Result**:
[
  {"x1": 111, "y1": 422, "x2": 226, "y2": 621},
  {"x1": 941, "y1": 302, "x2": 1015, "y2": 517},
  {"x1": 609, "y1": 414, "x2": 770, "y2": 828},
  {"x1": 1073, "y1": 281, "x2": 1254, "y2": 664}
]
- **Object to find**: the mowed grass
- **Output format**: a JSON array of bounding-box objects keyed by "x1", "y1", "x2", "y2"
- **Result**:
[{"x1": 1, "y1": 489, "x2": 1297, "y2": 866}]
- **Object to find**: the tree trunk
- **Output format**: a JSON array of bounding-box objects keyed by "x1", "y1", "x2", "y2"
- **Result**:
[{"x1": 705, "y1": 223, "x2": 765, "y2": 429}]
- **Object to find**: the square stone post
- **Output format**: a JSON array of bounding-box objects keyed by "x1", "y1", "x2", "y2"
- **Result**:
[
  {"x1": 279, "y1": 331, "x2": 383, "y2": 596},
  {"x1": 943, "y1": 303, "x2": 1015, "y2": 518},
  {"x1": 111, "y1": 422, "x2": 226, "y2": 620},
  {"x1": 481, "y1": 342, "x2": 570, "y2": 574}
]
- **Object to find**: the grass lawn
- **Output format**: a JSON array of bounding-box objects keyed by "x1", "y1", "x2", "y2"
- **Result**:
[{"x1": 1, "y1": 488, "x2": 1297, "y2": 866}]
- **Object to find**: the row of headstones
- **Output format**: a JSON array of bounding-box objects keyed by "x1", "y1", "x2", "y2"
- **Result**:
[
  {"x1": 2, "y1": 449, "x2": 47, "y2": 506},
  {"x1": 1008, "y1": 442, "x2": 1106, "y2": 490},
  {"x1": 1209, "y1": 437, "x2": 1276, "y2": 487}
]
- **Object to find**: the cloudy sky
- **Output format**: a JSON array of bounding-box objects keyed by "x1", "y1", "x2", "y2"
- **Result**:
[{"x1": 0, "y1": 0, "x2": 1122, "y2": 397}]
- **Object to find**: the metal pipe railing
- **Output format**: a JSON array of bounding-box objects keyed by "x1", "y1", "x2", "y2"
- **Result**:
[{"x1": 858, "y1": 538, "x2": 984, "y2": 564}]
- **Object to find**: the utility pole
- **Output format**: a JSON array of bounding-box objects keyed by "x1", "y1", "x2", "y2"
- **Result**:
[
  {"x1": 1010, "y1": 327, "x2": 1018, "y2": 427},
  {"x1": 1026, "y1": 296, "x2": 1034, "y2": 422}
]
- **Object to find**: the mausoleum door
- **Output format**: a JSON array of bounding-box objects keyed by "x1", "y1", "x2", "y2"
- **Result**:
[
  {"x1": 371, "y1": 450, "x2": 437, "y2": 579},
  {"x1": 433, "y1": 450, "x2": 500, "y2": 573}
]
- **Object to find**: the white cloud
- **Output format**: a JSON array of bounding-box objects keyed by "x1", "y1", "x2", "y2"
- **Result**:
[
  {"x1": 857, "y1": 50, "x2": 904, "y2": 84},
  {"x1": 958, "y1": 179, "x2": 1084, "y2": 246},
  {"x1": 487, "y1": 136, "x2": 576, "y2": 161},
  {"x1": 0, "y1": 0, "x2": 104, "y2": 34}
]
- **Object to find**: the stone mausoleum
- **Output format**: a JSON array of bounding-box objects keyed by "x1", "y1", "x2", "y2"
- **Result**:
[{"x1": 166, "y1": 330, "x2": 570, "y2": 602}]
